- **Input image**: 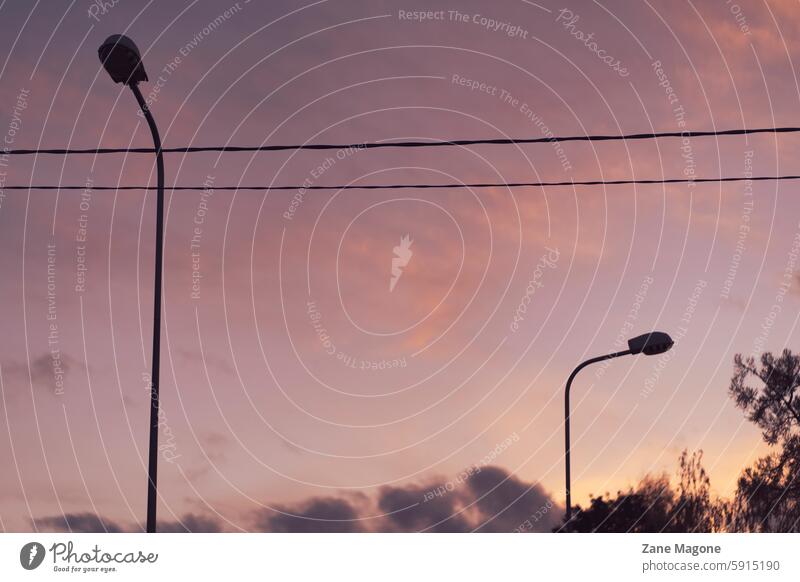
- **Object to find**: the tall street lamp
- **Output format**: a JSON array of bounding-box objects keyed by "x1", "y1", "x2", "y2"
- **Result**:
[
  {"x1": 98, "y1": 34, "x2": 164, "y2": 533},
  {"x1": 564, "y1": 331, "x2": 674, "y2": 523}
]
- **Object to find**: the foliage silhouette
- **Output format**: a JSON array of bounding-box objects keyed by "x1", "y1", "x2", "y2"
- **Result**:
[{"x1": 729, "y1": 350, "x2": 800, "y2": 532}]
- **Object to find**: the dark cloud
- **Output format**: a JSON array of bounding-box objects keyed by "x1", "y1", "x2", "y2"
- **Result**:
[
  {"x1": 184, "y1": 432, "x2": 232, "y2": 483},
  {"x1": 256, "y1": 497, "x2": 364, "y2": 533},
  {"x1": 31, "y1": 512, "x2": 222, "y2": 533},
  {"x1": 467, "y1": 466, "x2": 559, "y2": 532},
  {"x1": 174, "y1": 348, "x2": 234, "y2": 376},
  {"x1": 32, "y1": 512, "x2": 123, "y2": 533},
  {"x1": 28, "y1": 466, "x2": 561, "y2": 533},
  {"x1": 377, "y1": 481, "x2": 471, "y2": 532},
  {"x1": 201, "y1": 431, "x2": 231, "y2": 448},
  {"x1": 256, "y1": 466, "x2": 560, "y2": 533},
  {"x1": 157, "y1": 513, "x2": 223, "y2": 533},
  {"x1": 29, "y1": 354, "x2": 62, "y2": 391},
  {"x1": 2, "y1": 352, "x2": 82, "y2": 397}
]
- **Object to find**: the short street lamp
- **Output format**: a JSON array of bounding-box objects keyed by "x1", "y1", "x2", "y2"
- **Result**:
[{"x1": 564, "y1": 331, "x2": 674, "y2": 522}]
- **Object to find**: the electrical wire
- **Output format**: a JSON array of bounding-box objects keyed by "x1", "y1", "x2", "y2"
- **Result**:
[
  {"x1": 5, "y1": 126, "x2": 800, "y2": 156},
  {"x1": 2, "y1": 174, "x2": 797, "y2": 191}
]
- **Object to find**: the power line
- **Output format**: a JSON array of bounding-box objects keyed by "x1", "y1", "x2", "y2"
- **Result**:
[
  {"x1": 6, "y1": 126, "x2": 800, "y2": 156},
  {"x1": 3, "y1": 174, "x2": 798, "y2": 191}
]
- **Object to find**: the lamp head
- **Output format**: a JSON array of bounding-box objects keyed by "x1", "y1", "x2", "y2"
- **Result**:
[
  {"x1": 628, "y1": 331, "x2": 673, "y2": 356},
  {"x1": 98, "y1": 34, "x2": 148, "y2": 85}
]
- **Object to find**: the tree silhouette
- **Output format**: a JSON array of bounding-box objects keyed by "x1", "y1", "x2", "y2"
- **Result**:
[
  {"x1": 730, "y1": 351, "x2": 800, "y2": 445},
  {"x1": 561, "y1": 450, "x2": 729, "y2": 532},
  {"x1": 729, "y1": 350, "x2": 800, "y2": 531},
  {"x1": 562, "y1": 474, "x2": 673, "y2": 532},
  {"x1": 671, "y1": 450, "x2": 732, "y2": 532}
]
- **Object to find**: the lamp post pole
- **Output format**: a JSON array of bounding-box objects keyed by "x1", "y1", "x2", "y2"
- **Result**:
[
  {"x1": 564, "y1": 350, "x2": 631, "y2": 522},
  {"x1": 130, "y1": 83, "x2": 165, "y2": 534},
  {"x1": 98, "y1": 35, "x2": 164, "y2": 533}
]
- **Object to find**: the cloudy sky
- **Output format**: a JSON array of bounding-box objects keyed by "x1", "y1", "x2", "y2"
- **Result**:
[{"x1": 1, "y1": 0, "x2": 800, "y2": 532}]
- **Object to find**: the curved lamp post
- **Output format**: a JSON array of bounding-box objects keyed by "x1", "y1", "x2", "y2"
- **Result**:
[
  {"x1": 98, "y1": 35, "x2": 164, "y2": 533},
  {"x1": 564, "y1": 331, "x2": 673, "y2": 522}
]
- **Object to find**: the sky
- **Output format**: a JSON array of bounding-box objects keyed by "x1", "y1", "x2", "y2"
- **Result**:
[{"x1": 2, "y1": 0, "x2": 800, "y2": 532}]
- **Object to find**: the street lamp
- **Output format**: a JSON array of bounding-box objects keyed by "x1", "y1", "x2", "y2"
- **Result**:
[
  {"x1": 564, "y1": 331, "x2": 673, "y2": 523},
  {"x1": 98, "y1": 34, "x2": 164, "y2": 533}
]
